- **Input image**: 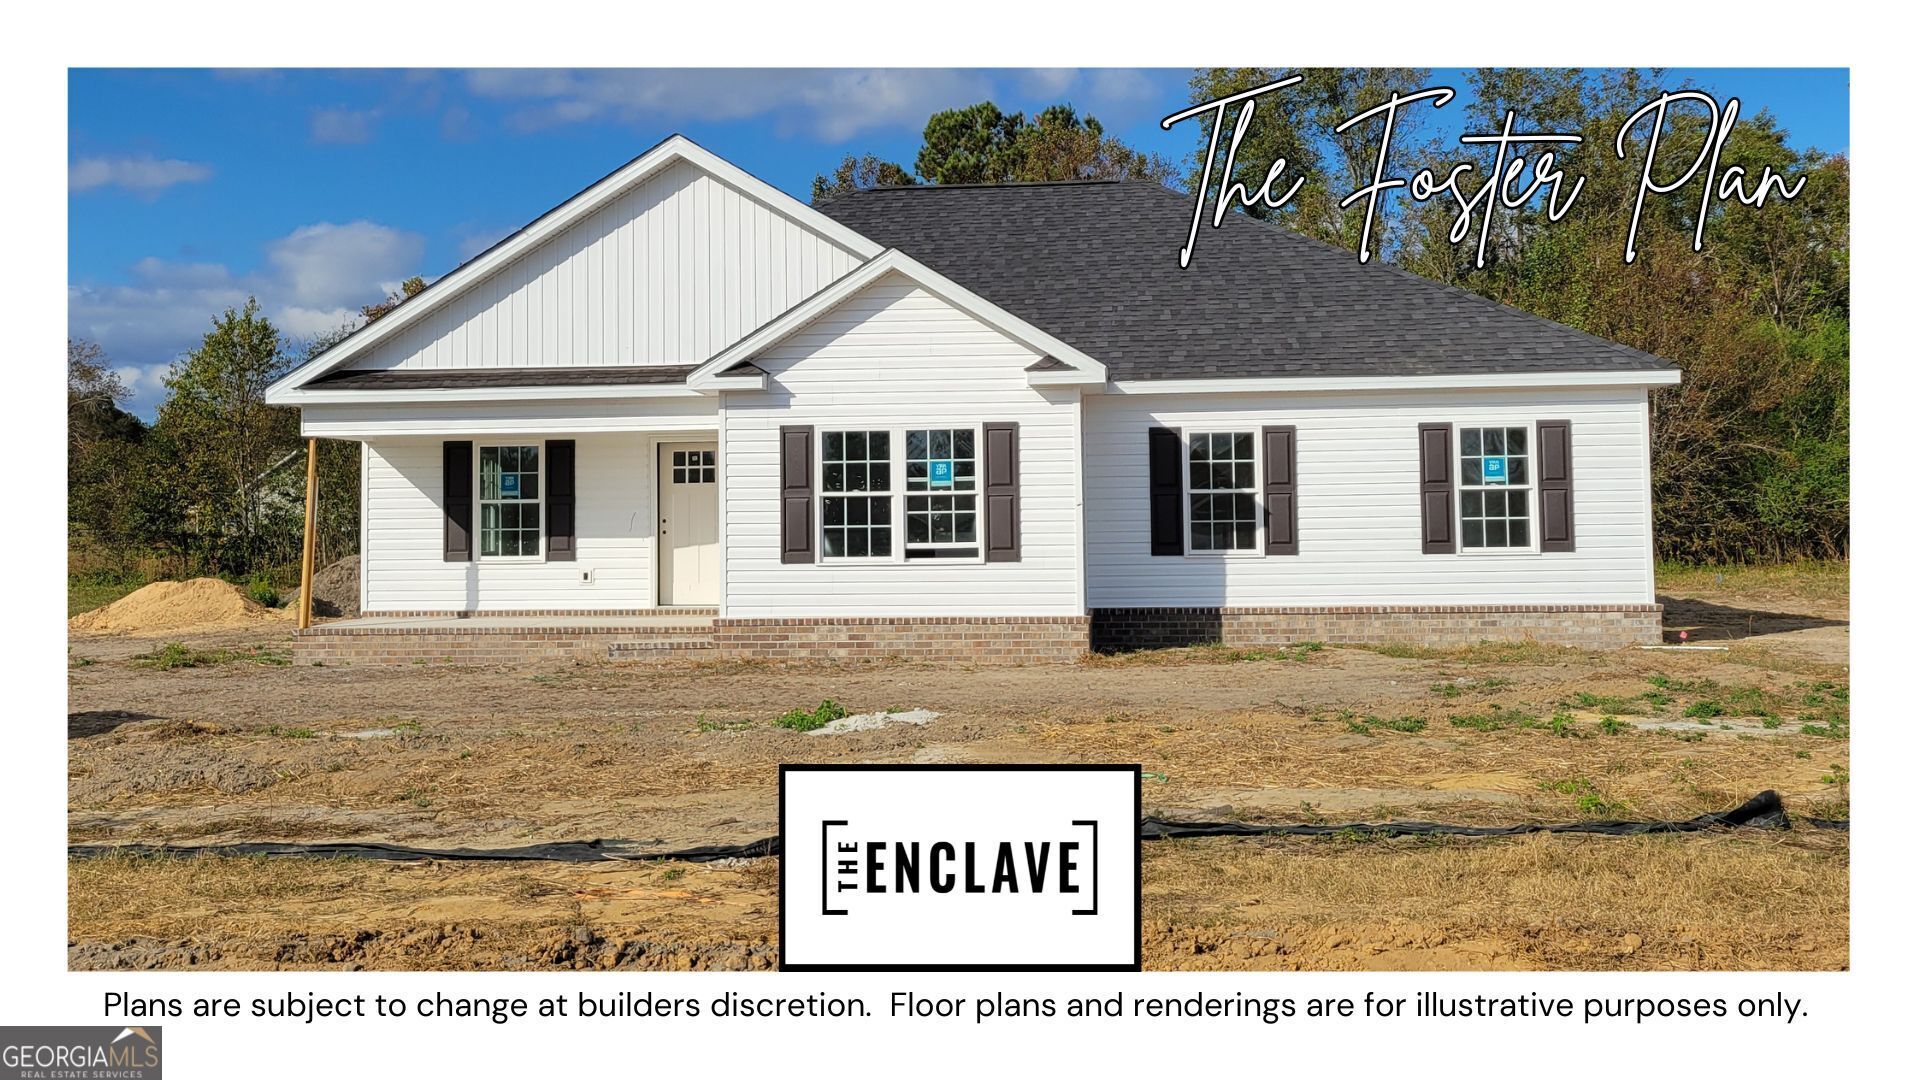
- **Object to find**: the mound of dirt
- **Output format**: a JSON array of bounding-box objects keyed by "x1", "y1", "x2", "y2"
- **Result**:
[
  {"x1": 304, "y1": 555, "x2": 359, "y2": 618},
  {"x1": 69, "y1": 578, "x2": 286, "y2": 635}
]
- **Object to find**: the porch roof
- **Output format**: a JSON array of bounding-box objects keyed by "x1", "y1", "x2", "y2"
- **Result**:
[{"x1": 308, "y1": 365, "x2": 699, "y2": 390}]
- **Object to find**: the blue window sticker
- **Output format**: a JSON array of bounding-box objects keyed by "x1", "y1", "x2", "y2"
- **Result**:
[
  {"x1": 501, "y1": 473, "x2": 521, "y2": 496},
  {"x1": 929, "y1": 460, "x2": 954, "y2": 488},
  {"x1": 1482, "y1": 456, "x2": 1508, "y2": 484}
]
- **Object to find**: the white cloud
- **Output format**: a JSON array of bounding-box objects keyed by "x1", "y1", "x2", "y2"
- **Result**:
[
  {"x1": 69, "y1": 155, "x2": 214, "y2": 195},
  {"x1": 464, "y1": 68, "x2": 995, "y2": 141},
  {"x1": 457, "y1": 68, "x2": 1179, "y2": 144},
  {"x1": 309, "y1": 106, "x2": 380, "y2": 145},
  {"x1": 110, "y1": 363, "x2": 173, "y2": 405},
  {"x1": 69, "y1": 220, "x2": 424, "y2": 416},
  {"x1": 266, "y1": 221, "x2": 425, "y2": 311},
  {"x1": 455, "y1": 224, "x2": 514, "y2": 261}
]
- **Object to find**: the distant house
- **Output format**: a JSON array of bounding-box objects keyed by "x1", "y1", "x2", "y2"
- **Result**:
[{"x1": 267, "y1": 136, "x2": 1677, "y2": 663}]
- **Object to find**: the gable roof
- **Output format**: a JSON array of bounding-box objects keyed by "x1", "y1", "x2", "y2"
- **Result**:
[
  {"x1": 686, "y1": 249, "x2": 1105, "y2": 389},
  {"x1": 816, "y1": 179, "x2": 1677, "y2": 383},
  {"x1": 266, "y1": 134, "x2": 882, "y2": 403}
]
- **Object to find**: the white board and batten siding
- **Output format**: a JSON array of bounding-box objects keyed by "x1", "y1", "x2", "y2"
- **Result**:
[
  {"x1": 361, "y1": 434, "x2": 660, "y2": 612},
  {"x1": 722, "y1": 271, "x2": 1085, "y2": 618},
  {"x1": 1082, "y1": 386, "x2": 1656, "y2": 608},
  {"x1": 345, "y1": 158, "x2": 863, "y2": 374}
]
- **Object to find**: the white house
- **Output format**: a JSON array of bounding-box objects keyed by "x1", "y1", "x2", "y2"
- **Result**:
[{"x1": 268, "y1": 135, "x2": 1679, "y2": 664}]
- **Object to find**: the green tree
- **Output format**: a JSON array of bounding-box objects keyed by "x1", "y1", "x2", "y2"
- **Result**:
[
  {"x1": 67, "y1": 338, "x2": 156, "y2": 566},
  {"x1": 811, "y1": 154, "x2": 917, "y2": 203},
  {"x1": 915, "y1": 102, "x2": 1030, "y2": 184},
  {"x1": 360, "y1": 275, "x2": 427, "y2": 324},
  {"x1": 152, "y1": 298, "x2": 301, "y2": 573},
  {"x1": 812, "y1": 102, "x2": 1176, "y2": 205},
  {"x1": 915, "y1": 102, "x2": 1175, "y2": 186}
]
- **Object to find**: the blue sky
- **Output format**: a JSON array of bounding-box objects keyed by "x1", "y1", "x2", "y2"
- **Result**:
[{"x1": 69, "y1": 68, "x2": 1849, "y2": 416}]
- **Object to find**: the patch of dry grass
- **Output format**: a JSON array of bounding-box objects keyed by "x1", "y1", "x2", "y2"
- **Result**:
[
  {"x1": 1657, "y1": 560, "x2": 1849, "y2": 604},
  {"x1": 69, "y1": 854, "x2": 781, "y2": 970},
  {"x1": 1337, "y1": 640, "x2": 1597, "y2": 664},
  {"x1": 69, "y1": 833, "x2": 1846, "y2": 972},
  {"x1": 1143, "y1": 831, "x2": 1848, "y2": 970},
  {"x1": 1084, "y1": 641, "x2": 1327, "y2": 667}
]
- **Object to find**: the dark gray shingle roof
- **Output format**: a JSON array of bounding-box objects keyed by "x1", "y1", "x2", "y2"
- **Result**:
[
  {"x1": 817, "y1": 180, "x2": 1673, "y2": 381},
  {"x1": 310, "y1": 365, "x2": 698, "y2": 390}
]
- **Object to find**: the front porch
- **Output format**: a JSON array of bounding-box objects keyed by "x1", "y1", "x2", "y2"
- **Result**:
[{"x1": 294, "y1": 610, "x2": 717, "y2": 666}]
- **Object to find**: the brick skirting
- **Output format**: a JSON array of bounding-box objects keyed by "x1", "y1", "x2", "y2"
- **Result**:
[
  {"x1": 294, "y1": 628, "x2": 697, "y2": 666},
  {"x1": 1091, "y1": 605, "x2": 1663, "y2": 652},
  {"x1": 297, "y1": 605, "x2": 1655, "y2": 666},
  {"x1": 711, "y1": 616, "x2": 1091, "y2": 664},
  {"x1": 359, "y1": 607, "x2": 717, "y2": 618}
]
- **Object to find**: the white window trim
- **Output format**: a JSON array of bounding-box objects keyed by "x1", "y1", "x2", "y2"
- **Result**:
[
  {"x1": 475, "y1": 439, "x2": 547, "y2": 563},
  {"x1": 1452, "y1": 420, "x2": 1540, "y2": 556},
  {"x1": 814, "y1": 423, "x2": 988, "y2": 566},
  {"x1": 1182, "y1": 428, "x2": 1264, "y2": 558}
]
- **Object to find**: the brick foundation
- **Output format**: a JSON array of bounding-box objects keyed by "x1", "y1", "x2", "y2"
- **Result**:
[
  {"x1": 294, "y1": 623, "x2": 711, "y2": 666},
  {"x1": 1091, "y1": 605, "x2": 1663, "y2": 652},
  {"x1": 297, "y1": 605, "x2": 1656, "y2": 666},
  {"x1": 711, "y1": 616, "x2": 1091, "y2": 664}
]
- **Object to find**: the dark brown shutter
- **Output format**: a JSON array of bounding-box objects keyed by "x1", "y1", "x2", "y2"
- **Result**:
[
  {"x1": 442, "y1": 440, "x2": 473, "y2": 562},
  {"x1": 1261, "y1": 425, "x2": 1298, "y2": 556},
  {"x1": 545, "y1": 439, "x2": 577, "y2": 562},
  {"x1": 1148, "y1": 426, "x2": 1183, "y2": 556},
  {"x1": 1417, "y1": 423, "x2": 1454, "y2": 554},
  {"x1": 983, "y1": 421, "x2": 1020, "y2": 562},
  {"x1": 1536, "y1": 420, "x2": 1575, "y2": 552},
  {"x1": 779, "y1": 425, "x2": 814, "y2": 564}
]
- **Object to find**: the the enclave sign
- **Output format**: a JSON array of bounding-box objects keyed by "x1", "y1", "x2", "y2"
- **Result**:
[{"x1": 780, "y1": 764, "x2": 1141, "y2": 971}]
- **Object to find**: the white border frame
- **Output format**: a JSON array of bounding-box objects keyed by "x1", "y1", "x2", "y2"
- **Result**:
[
  {"x1": 1452, "y1": 420, "x2": 1541, "y2": 556},
  {"x1": 1181, "y1": 428, "x2": 1265, "y2": 558},
  {"x1": 812, "y1": 423, "x2": 990, "y2": 566},
  {"x1": 474, "y1": 439, "x2": 547, "y2": 563}
]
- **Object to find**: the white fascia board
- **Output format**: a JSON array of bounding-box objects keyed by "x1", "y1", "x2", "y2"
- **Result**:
[
  {"x1": 266, "y1": 134, "x2": 883, "y2": 400},
  {"x1": 687, "y1": 248, "x2": 1108, "y2": 389},
  {"x1": 1028, "y1": 369, "x2": 1106, "y2": 388},
  {"x1": 1108, "y1": 369, "x2": 1683, "y2": 395},
  {"x1": 274, "y1": 383, "x2": 711, "y2": 406}
]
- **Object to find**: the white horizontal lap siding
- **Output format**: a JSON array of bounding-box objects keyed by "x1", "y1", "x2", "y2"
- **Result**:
[
  {"x1": 1084, "y1": 386, "x2": 1654, "y2": 607},
  {"x1": 346, "y1": 160, "x2": 861, "y2": 373},
  {"x1": 722, "y1": 274, "x2": 1082, "y2": 618},
  {"x1": 362, "y1": 434, "x2": 653, "y2": 611}
]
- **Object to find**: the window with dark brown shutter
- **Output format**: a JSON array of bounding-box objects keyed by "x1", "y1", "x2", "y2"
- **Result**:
[
  {"x1": 983, "y1": 421, "x2": 1020, "y2": 562},
  {"x1": 1148, "y1": 426, "x2": 1183, "y2": 556},
  {"x1": 1261, "y1": 425, "x2": 1298, "y2": 556},
  {"x1": 1417, "y1": 423, "x2": 1454, "y2": 554},
  {"x1": 546, "y1": 439, "x2": 577, "y2": 561},
  {"x1": 779, "y1": 425, "x2": 814, "y2": 564},
  {"x1": 1536, "y1": 419, "x2": 1575, "y2": 552},
  {"x1": 443, "y1": 440, "x2": 473, "y2": 562}
]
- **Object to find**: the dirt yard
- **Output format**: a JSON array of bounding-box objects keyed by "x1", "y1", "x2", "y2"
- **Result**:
[{"x1": 67, "y1": 567, "x2": 1849, "y2": 971}]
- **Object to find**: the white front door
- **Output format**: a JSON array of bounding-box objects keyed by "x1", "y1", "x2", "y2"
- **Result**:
[{"x1": 658, "y1": 442, "x2": 720, "y2": 607}]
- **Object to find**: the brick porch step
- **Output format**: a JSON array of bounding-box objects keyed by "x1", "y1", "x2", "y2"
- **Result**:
[{"x1": 607, "y1": 636, "x2": 715, "y2": 661}]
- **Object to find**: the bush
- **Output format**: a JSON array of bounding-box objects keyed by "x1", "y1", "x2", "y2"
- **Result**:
[
  {"x1": 245, "y1": 574, "x2": 280, "y2": 608},
  {"x1": 775, "y1": 700, "x2": 849, "y2": 732}
]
